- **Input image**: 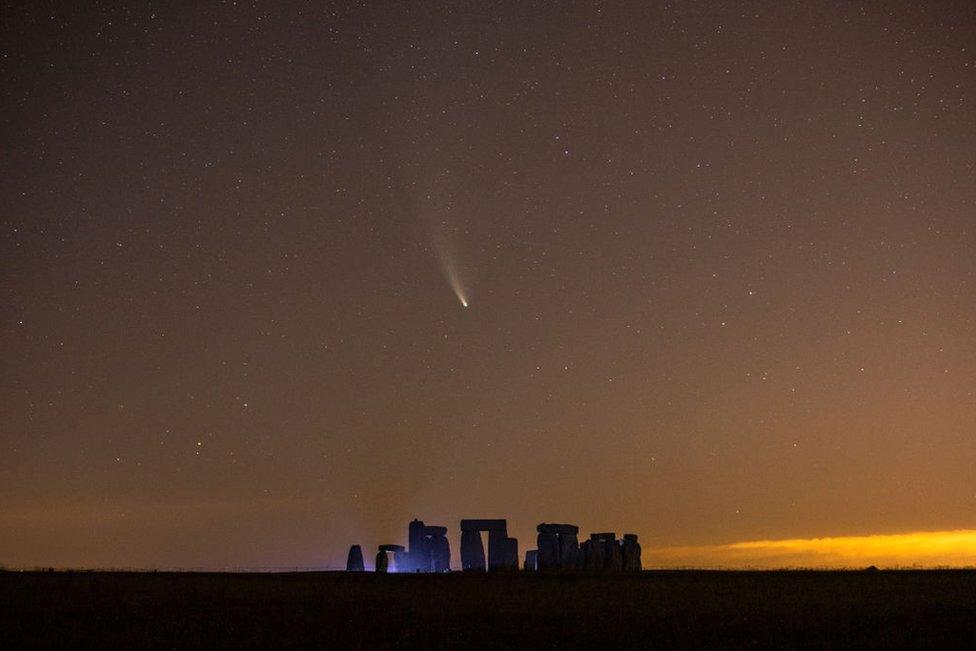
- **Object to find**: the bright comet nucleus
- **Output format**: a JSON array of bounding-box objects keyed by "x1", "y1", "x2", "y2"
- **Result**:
[{"x1": 451, "y1": 279, "x2": 468, "y2": 308}]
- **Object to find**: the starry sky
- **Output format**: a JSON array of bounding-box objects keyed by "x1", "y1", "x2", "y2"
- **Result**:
[{"x1": 2, "y1": 1, "x2": 975, "y2": 570}]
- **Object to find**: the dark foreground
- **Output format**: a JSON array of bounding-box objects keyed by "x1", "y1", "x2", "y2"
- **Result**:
[{"x1": 2, "y1": 570, "x2": 975, "y2": 649}]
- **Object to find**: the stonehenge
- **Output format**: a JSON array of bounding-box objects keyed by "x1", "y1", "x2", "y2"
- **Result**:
[
  {"x1": 352, "y1": 517, "x2": 642, "y2": 574},
  {"x1": 586, "y1": 534, "x2": 615, "y2": 572},
  {"x1": 532, "y1": 527, "x2": 642, "y2": 573},
  {"x1": 401, "y1": 519, "x2": 451, "y2": 572},
  {"x1": 460, "y1": 519, "x2": 517, "y2": 571},
  {"x1": 536, "y1": 523, "x2": 580, "y2": 570},
  {"x1": 374, "y1": 520, "x2": 450, "y2": 573}
]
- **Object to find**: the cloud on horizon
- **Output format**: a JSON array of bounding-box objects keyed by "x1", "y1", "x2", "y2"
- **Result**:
[{"x1": 653, "y1": 530, "x2": 976, "y2": 569}]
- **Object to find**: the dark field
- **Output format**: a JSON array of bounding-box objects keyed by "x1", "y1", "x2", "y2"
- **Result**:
[{"x1": 2, "y1": 570, "x2": 975, "y2": 649}]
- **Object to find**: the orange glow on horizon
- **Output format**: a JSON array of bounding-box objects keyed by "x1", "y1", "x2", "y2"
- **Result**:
[{"x1": 653, "y1": 530, "x2": 976, "y2": 569}]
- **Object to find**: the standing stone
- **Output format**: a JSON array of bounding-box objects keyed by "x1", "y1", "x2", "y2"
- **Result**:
[
  {"x1": 559, "y1": 534, "x2": 579, "y2": 570},
  {"x1": 375, "y1": 550, "x2": 389, "y2": 573},
  {"x1": 502, "y1": 537, "x2": 519, "y2": 570},
  {"x1": 606, "y1": 539, "x2": 624, "y2": 572},
  {"x1": 487, "y1": 528, "x2": 509, "y2": 571},
  {"x1": 378, "y1": 545, "x2": 405, "y2": 573},
  {"x1": 575, "y1": 540, "x2": 588, "y2": 570},
  {"x1": 537, "y1": 524, "x2": 580, "y2": 570},
  {"x1": 580, "y1": 540, "x2": 593, "y2": 570},
  {"x1": 622, "y1": 534, "x2": 642, "y2": 572},
  {"x1": 461, "y1": 519, "x2": 514, "y2": 573},
  {"x1": 585, "y1": 536, "x2": 606, "y2": 571},
  {"x1": 524, "y1": 550, "x2": 538, "y2": 571},
  {"x1": 537, "y1": 532, "x2": 560, "y2": 570},
  {"x1": 430, "y1": 534, "x2": 451, "y2": 572},
  {"x1": 346, "y1": 545, "x2": 365, "y2": 572},
  {"x1": 461, "y1": 530, "x2": 486, "y2": 571},
  {"x1": 407, "y1": 519, "x2": 428, "y2": 572}
]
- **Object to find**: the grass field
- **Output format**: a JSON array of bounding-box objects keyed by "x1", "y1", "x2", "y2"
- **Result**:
[{"x1": 2, "y1": 570, "x2": 974, "y2": 648}]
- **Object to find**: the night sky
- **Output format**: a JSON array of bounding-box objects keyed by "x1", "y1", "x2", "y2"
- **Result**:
[{"x1": 2, "y1": 1, "x2": 975, "y2": 570}]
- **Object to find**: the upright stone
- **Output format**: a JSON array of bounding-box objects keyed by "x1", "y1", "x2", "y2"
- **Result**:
[
  {"x1": 378, "y1": 544, "x2": 405, "y2": 573},
  {"x1": 580, "y1": 540, "x2": 593, "y2": 570},
  {"x1": 575, "y1": 541, "x2": 587, "y2": 569},
  {"x1": 487, "y1": 528, "x2": 509, "y2": 570},
  {"x1": 375, "y1": 550, "x2": 389, "y2": 573},
  {"x1": 407, "y1": 519, "x2": 428, "y2": 572},
  {"x1": 461, "y1": 519, "x2": 511, "y2": 573},
  {"x1": 559, "y1": 533, "x2": 579, "y2": 569},
  {"x1": 524, "y1": 550, "x2": 538, "y2": 571},
  {"x1": 585, "y1": 536, "x2": 605, "y2": 571},
  {"x1": 460, "y1": 530, "x2": 486, "y2": 571},
  {"x1": 346, "y1": 545, "x2": 365, "y2": 572},
  {"x1": 502, "y1": 537, "x2": 519, "y2": 570},
  {"x1": 537, "y1": 532, "x2": 560, "y2": 570},
  {"x1": 422, "y1": 538, "x2": 435, "y2": 572},
  {"x1": 606, "y1": 539, "x2": 624, "y2": 571},
  {"x1": 430, "y1": 534, "x2": 451, "y2": 572},
  {"x1": 622, "y1": 534, "x2": 642, "y2": 572}
]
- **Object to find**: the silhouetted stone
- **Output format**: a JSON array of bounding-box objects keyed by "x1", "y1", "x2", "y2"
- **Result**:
[
  {"x1": 502, "y1": 537, "x2": 519, "y2": 570},
  {"x1": 399, "y1": 519, "x2": 451, "y2": 572},
  {"x1": 585, "y1": 536, "x2": 606, "y2": 571},
  {"x1": 488, "y1": 528, "x2": 509, "y2": 570},
  {"x1": 460, "y1": 519, "x2": 507, "y2": 531},
  {"x1": 430, "y1": 534, "x2": 451, "y2": 572},
  {"x1": 536, "y1": 523, "x2": 581, "y2": 570},
  {"x1": 461, "y1": 530, "x2": 486, "y2": 571},
  {"x1": 524, "y1": 549, "x2": 538, "y2": 571},
  {"x1": 606, "y1": 539, "x2": 624, "y2": 572},
  {"x1": 407, "y1": 519, "x2": 429, "y2": 572},
  {"x1": 537, "y1": 532, "x2": 560, "y2": 569},
  {"x1": 622, "y1": 534, "x2": 642, "y2": 572},
  {"x1": 346, "y1": 545, "x2": 365, "y2": 572},
  {"x1": 559, "y1": 533, "x2": 580, "y2": 569},
  {"x1": 537, "y1": 523, "x2": 579, "y2": 536},
  {"x1": 461, "y1": 519, "x2": 511, "y2": 572},
  {"x1": 377, "y1": 544, "x2": 405, "y2": 573},
  {"x1": 575, "y1": 540, "x2": 588, "y2": 570},
  {"x1": 375, "y1": 550, "x2": 389, "y2": 573}
]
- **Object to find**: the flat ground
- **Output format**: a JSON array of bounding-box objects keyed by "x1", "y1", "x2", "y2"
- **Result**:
[{"x1": 2, "y1": 570, "x2": 974, "y2": 649}]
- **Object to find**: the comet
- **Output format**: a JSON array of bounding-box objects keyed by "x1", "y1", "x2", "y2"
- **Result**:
[
  {"x1": 421, "y1": 178, "x2": 471, "y2": 308},
  {"x1": 428, "y1": 219, "x2": 470, "y2": 309},
  {"x1": 443, "y1": 259, "x2": 469, "y2": 308}
]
